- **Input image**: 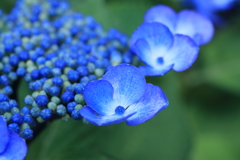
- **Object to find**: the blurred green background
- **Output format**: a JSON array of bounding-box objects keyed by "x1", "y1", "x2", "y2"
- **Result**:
[{"x1": 1, "y1": 0, "x2": 240, "y2": 159}]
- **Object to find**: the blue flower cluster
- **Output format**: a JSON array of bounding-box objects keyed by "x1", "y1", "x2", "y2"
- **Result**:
[
  {"x1": 130, "y1": 5, "x2": 214, "y2": 76},
  {"x1": 0, "y1": 93, "x2": 34, "y2": 140},
  {"x1": 0, "y1": 116, "x2": 27, "y2": 160},
  {"x1": 0, "y1": 0, "x2": 136, "y2": 140}
]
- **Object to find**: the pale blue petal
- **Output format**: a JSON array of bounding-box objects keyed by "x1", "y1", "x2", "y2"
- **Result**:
[
  {"x1": 0, "y1": 116, "x2": 9, "y2": 154},
  {"x1": 175, "y1": 10, "x2": 214, "y2": 45},
  {"x1": 102, "y1": 64, "x2": 146, "y2": 107},
  {"x1": 130, "y1": 22, "x2": 173, "y2": 52},
  {"x1": 144, "y1": 5, "x2": 177, "y2": 33},
  {"x1": 126, "y1": 83, "x2": 168, "y2": 126},
  {"x1": 83, "y1": 80, "x2": 115, "y2": 116},
  {"x1": 131, "y1": 39, "x2": 158, "y2": 67},
  {"x1": 130, "y1": 23, "x2": 174, "y2": 68},
  {"x1": 80, "y1": 106, "x2": 135, "y2": 126},
  {"x1": 138, "y1": 65, "x2": 173, "y2": 76},
  {"x1": 165, "y1": 34, "x2": 199, "y2": 72},
  {"x1": 0, "y1": 132, "x2": 27, "y2": 160}
]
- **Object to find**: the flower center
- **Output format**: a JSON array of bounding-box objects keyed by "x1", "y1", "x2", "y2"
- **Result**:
[
  {"x1": 157, "y1": 57, "x2": 164, "y2": 65},
  {"x1": 115, "y1": 106, "x2": 125, "y2": 115}
]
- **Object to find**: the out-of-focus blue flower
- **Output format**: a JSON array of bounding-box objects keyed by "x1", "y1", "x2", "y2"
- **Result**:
[
  {"x1": 80, "y1": 64, "x2": 168, "y2": 126},
  {"x1": 0, "y1": 116, "x2": 27, "y2": 160},
  {"x1": 144, "y1": 5, "x2": 214, "y2": 45},
  {"x1": 184, "y1": 0, "x2": 236, "y2": 24},
  {"x1": 130, "y1": 22, "x2": 199, "y2": 76}
]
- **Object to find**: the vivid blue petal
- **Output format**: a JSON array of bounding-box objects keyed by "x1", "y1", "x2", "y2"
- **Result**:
[
  {"x1": 0, "y1": 116, "x2": 9, "y2": 154},
  {"x1": 144, "y1": 5, "x2": 177, "y2": 33},
  {"x1": 211, "y1": 0, "x2": 235, "y2": 10},
  {"x1": 0, "y1": 132, "x2": 27, "y2": 160},
  {"x1": 175, "y1": 10, "x2": 214, "y2": 45},
  {"x1": 138, "y1": 65, "x2": 173, "y2": 76},
  {"x1": 80, "y1": 106, "x2": 135, "y2": 126},
  {"x1": 83, "y1": 80, "x2": 115, "y2": 116},
  {"x1": 130, "y1": 23, "x2": 173, "y2": 68},
  {"x1": 102, "y1": 64, "x2": 146, "y2": 107},
  {"x1": 130, "y1": 22, "x2": 173, "y2": 51},
  {"x1": 166, "y1": 34, "x2": 199, "y2": 72},
  {"x1": 192, "y1": 0, "x2": 235, "y2": 11},
  {"x1": 126, "y1": 83, "x2": 168, "y2": 126},
  {"x1": 131, "y1": 39, "x2": 156, "y2": 67}
]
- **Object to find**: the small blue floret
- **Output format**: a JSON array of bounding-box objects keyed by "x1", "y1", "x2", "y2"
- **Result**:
[
  {"x1": 0, "y1": 102, "x2": 10, "y2": 112},
  {"x1": 22, "y1": 128, "x2": 33, "y2": 140},
  {"x1": 49, "y1": 86, "x2": 60, "y2": 96},
  {"x1": 8, "y1": 123, "x2": 20, "y2": 134},
  {"x1": 39, "y1": 66, "x2": 52, "y2": 77},
  {"x1": 8, "y1": 99, "x2": 18, "y2": 108},
  {"x1": 24, "y1": 114, "x2": 35, "y2": 126},
  {"x1": 52, "y1": 77, "x2": 63, "y2": 87},
  {"x1": 61, "y1": 91, "x2": 74, "y2": 104},
  {"x1": 71, "y1": 109, "x2": 82, "y2": 120},
  {"x1": 40, "y1": 108, "x2": 52, "y2": 120},
  {"x1": 24, "y1": 95, "x2": 34, "y2": 105},
  {"x1": 67, "y1": 70, "x2": 80, "y2": 82},
  {"x1": 16, "y1": 67, "x2": 26, "y2": 77},
  {"x1": 0, "y1": 93, "x2": 9, "y2": 102},
  {"x1": 21, "y1": 106, "x2": 30, "y2": 115},
  {"x1": 11, "y1": 113, "x2": 24, "y2": 125},
  {"x1": 67, "y1": 102, "x2": 77, "y2": 113},
  {"x1": 35, "y1": 95, "x2": 49, "y2": 107},
  {"x1": 19, "y1": 51, "x2": 29, "y2": 61},
  {"x1": 56, "y1": 104, "x2": 67, "y2": 116},
  {"x1": 30, "y1": 107, "x2": 41, "y2": 117}
]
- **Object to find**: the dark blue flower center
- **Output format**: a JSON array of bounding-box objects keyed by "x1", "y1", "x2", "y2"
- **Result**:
[
  {"x1": 157, "y1": 57, "x2": 164, "y2": 65},
  {"x1": 115, "y1": 106, "x2": 125, "y2": 115}
]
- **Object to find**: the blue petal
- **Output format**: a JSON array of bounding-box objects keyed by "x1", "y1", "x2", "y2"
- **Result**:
[
  {"x1": 144, "y1": 5, "x2": 177, "y2": 33},
  {"x1": 80, "y1": 106, "x2": 135, "y2": 126},
  {"x1": 210, "y1": 0, "x2": 235, "y2": 10},
  {"x1": 192, "y1": 0, "x2": 235, "y2": 11},
  {"x1": 130, "y1": 22, "x2": 173, "y2": 52},
  {"x1": 102, "y1": 64, "x2": 146, "y2": 107},
  {"x1": 0, "y1": 132, "x2": 27, "y2": 160},
  {"x1": 166, "y1": 34, "x2": 199, "y2": 72},
  {"x1": 83, "y1": 80, "x2": 115, "y2": 116},
  {"x1": 130, "y1": 22, "x2": 174, "y2": 68},
  {"x1": 175, "y1": 10, "x2": 214, "y2": 45},
  {"x1": 0, "y1": 116, "x2": 9, "y2": 154},
  {"x1": 138, "y1": 65, "x2": 173, "y2": 76},
  {"x1": 132, "y1": 39, "x2": 158, "y2": 67},
  {"x1": 126, "y1": 83, "x2": 168, "y2": 126}
]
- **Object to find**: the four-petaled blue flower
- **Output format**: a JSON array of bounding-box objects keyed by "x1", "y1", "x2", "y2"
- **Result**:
[
  {"x1": 130, "y1": 22, "x2": 199, "y2": 76},
  {"x1": 0, "y1": 116, "x2": 27, "y2": 160},
  {"x1": 144, "y1": 5, "x2": 214, "y2": 45},
  {"x1": 80, "y1": 64, "x2": 169, "y2": 126}
]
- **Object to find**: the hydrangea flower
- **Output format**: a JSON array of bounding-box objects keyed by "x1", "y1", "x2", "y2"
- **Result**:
[
  {"x1": 184, "y1": 0, "x2": 236, "y2": 24},
  {"x1": 80, "y1": 64, "x2": 169, "y2": 126},
  {"x1": 0, "y1": 116, "x2": 27, "y2": 160},
  {"x1": 144, "y1": 5, "x2": 214, "y2": 45},
  {"x1": 130, "y1": 22, "x2": 199, "y2": 76}
]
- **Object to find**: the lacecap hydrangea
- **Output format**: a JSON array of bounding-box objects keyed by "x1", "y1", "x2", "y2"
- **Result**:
[{"x1": 0, "y1": 0, "x2": 215, "y2": 159}]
